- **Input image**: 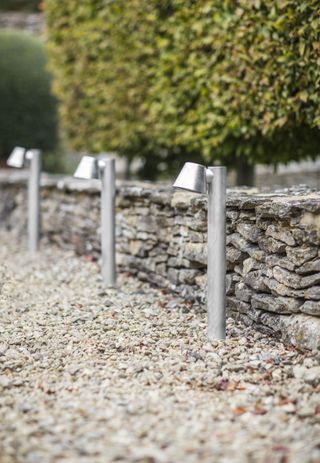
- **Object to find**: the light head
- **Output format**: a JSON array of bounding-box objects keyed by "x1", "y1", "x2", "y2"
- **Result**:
[
  {"x1": 173, "y1": 162, "x2": 213, "y2": 194},
  {"x1": 7, "y1": 147, "x2": 27, "y2": 168},
  {"x1": 74, "y1": 156, "x2": 100, "y2": 180},
  {"x1": 74, "y1": 156, "x2": 116, "y2": 180}
]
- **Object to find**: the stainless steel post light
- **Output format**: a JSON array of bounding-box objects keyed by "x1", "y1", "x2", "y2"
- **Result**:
[
  {"x1": 74, "y1": 156, "x2": 116, "y2": 287},
  {"x1": 173, "y1": 162, "x2": 226, "y2": 340},
  {"x1": 7, "y1": 147, "x2": 41, "y2": 252}
]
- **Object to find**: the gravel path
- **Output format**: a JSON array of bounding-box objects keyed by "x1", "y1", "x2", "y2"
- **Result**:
[{"x1": 0, "y1": 236, "x2": 319, "y2": 463}]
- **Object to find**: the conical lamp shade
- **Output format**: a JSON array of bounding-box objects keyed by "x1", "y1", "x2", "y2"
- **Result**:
[
  {"x1": 7, "y1": 147, "x2": 26, "y2": 168},
  {"x1": 74, "y1": 156, "x2": 99, "y2": 179},
  {"x1": 173, "y1": 162, "x2": 207, "y2": 194}
]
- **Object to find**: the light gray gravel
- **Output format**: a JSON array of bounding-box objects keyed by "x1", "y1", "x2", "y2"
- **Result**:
[{"x1": 0, "y1": 235, "x2": 319, "y2": 463}]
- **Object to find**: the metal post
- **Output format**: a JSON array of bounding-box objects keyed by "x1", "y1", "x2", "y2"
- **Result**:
[
  {"x1": 27, "y1": 150, "x2": 41, "y2": 252},
  {"x1": 100, "y1": 158, "x2": 116, "y2": 286},
  {"x1": 207, "y1": 166, "x2": 226, "y2": 340}
]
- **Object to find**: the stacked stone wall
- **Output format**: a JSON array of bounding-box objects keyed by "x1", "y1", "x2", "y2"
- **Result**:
[
  {"x1": 0, "y1": 12, "x2": 44, "y2": 35},
  {"x1": 0, "y1": 171, "x2": 319, "y2": 350}
]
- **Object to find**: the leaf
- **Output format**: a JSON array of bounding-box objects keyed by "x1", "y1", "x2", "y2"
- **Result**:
[{"x1": 233, "y1": 406, "x2": 247, "y2": 415}]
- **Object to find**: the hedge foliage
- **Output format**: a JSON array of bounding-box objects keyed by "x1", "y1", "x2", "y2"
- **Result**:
[
  {"x1": 0, "y1": 29, "x2": 58, "y2": 160},
  {"x1": 45, "y1": 0, "x2": 320, "y2": 171}
]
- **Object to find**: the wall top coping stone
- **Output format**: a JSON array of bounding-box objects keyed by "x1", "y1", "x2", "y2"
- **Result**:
[{"x1": 1, "y1": 169, "x2": 319, "y2": 215}]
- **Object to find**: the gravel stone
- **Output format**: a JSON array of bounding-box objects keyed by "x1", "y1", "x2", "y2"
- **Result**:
[{"x1": 0, "y1": 235, "x2": 319, "y2": 463}]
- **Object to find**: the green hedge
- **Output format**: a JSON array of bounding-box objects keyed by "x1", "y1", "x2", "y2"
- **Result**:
[
  {"x1": 45, "y1": 0, "x2": 320, "y2": 174},
  {"x1": 0, "y1": 29, "x2": 58, "y2": 161}
]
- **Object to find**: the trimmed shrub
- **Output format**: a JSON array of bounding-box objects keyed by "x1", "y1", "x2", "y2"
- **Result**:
[
  {"x1": 0, "y1": 29, "x2": 58, "y2": 161},
  {"x1": 45, "y1": 0, "x2": 320, "y2": 177}
]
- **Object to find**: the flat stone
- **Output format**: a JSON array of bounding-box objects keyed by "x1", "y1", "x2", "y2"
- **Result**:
[
  {"x1": 258, "y1": 236, "x2": 286, "y2": 254},
  {"x1": 286, "y1": 245, "x2": 318, "y2": 267},
  {"x1": 273, "y1": 266, "x2": 320, "y2": 289},
  {"x1": 300, "y1": 301, "x2": 320, "y2": 317},
  {"x1": 167, "y1": 268, "x2": 179, "y2": 285},
  {"x1": 183, "y1": 243, "x2": 206, "y2": 265},
  {"x1": 242, "y1": 257, "x2": 263, "y2": 276},
  {"x1": 228, "y1": 233, "x2": 255, "y2": 254},
  {"x1": 265, "y1": 224, "x2": 296, "y2": 246},
  {"x1": 226, "y1": 296, "x2": 250, "y2": 314},
  {"x1": 244, "y1": 271, "x2": 269, "y2": 292},
  {"x1": 236, "y1": 223, "x2": 263, "y2": 243},
  {"x1": 171, "y1": 191, "x2": 198, "y2": 209},
  {"x1": 226, "y1": 246, "x2": 243, "y2": 264},
  {"x1": 296, "y1": 259, "x2": 320, "y2": 274},
  {"x1": 264, "y1": 277, "x2": 320, "y2": 300},
  {"x1": 251, "y1": 293, "x2": 302, "y2": 314},
  {"x1": 235, "y1": 282, "x2": 252, "y2": 303},
  {"x1": 128, "y1": 240, "x2": 153, "y2": 257},
  {"x1": 258, "y1": 311, "x2": 320, "y2": 350},
  {"x1": 178, "y1": 269, "x2": 201, "y2": 285},
  {"x1": 265, "y1": 255, "x2": 296, "y2": 272}
]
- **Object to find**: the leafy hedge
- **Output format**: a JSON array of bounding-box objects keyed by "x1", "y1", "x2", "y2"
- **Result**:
[
  {"x1": 45, "y1": 0, "x2": 320, "y2": 173},
  {"x1": 0, "y1": 29, "x2": 58, "y2": 161}
]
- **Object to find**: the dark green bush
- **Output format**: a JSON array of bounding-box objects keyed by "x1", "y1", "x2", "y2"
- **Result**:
[
  {"x1": 45, "y1": 0, "x2": 320, "y2": 177},
  {"x1": 0, "y1": 29, "x2": 58, "y2": 162}
]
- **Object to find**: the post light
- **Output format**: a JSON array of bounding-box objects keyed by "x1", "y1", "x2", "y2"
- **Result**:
[
  {"x1": 173, "y1": 162, "x2": 226, "y2": 340},
  {"x1": 74, "y1": 156, "x2": 116, "y2": 287},
  {"x1": 7, "y1": 147, "x2": 41, "y2": 252}
]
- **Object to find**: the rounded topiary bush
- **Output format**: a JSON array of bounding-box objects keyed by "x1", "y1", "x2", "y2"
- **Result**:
[{"x1": 0, "y1": 29, "x2": 58, "y2": 162}]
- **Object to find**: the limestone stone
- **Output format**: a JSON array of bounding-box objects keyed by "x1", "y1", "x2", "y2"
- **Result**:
[
  {"x1": 273, "y1": 266, "x2": 320, "y2": 289},
  {"x1": 244, "y1": 271, "x2": 269, "y2": 292},
  {"x1": 258, "y1": 311, "x2": 320, "y2": 350},
  {"x1": 167, "y1": 256, "x2": 191, "y2": 268},
  {"x1": 242, "y1": 257, "x2": 263, "y2": 275},
  {"x1": 171, "y1": 191, "x2": 196, "y2": 209},
  {"x1": 251, "y1": 293, "x2": 302, "y2": 314},
  {"x1": 296, "y1": 259, "x2": 320, "y2": 274},
  {"x1": 195, "y1": 274, "x2": 206, "y2": 291},
  {"x1": 156, "y1": 263, "x2": 167, "y2": 276},
  {"x1": 226, "y1": 210, "x2": 239, "y2": 222},
  {"x1": 236, "y1": 223, "x2": 262, "y2": 243},
  {"x1": 226, "y1": 246, "x2": 243, "y2": 264},
  {"x1": 264, "y1": 277, "x2": 320, "y2": 300},
  {"x1": 168, "y1": 268, "x2": 179, "y2": 285},
  {"x1": 258, "y1": 236, "x2": 286, "y2": 254},
  {"x1": 226, "y1": 274, "x2": 233, "y2": 295},
  {"x1": 235, "y1": 282, "x2": 252, "y2": 303},
  {"x1": 183, "y1": 243, "x2": 207, "y2": 265},
  {"x1": 226, "y1": 296, "x2": 250, "y2": 314},
  {"x1": 265, "y1": 224, "x2": 296, "y2": 246},
  {"x1": 286, "y1": 245, "x2": 318, "y2": 267},
  {"x1": 128, "y1": 240, "x2": 153, "y2": 257},
  {"x1": 178, "y1": 269, "x2": 202, "y2": 285},
  {"x1": 228, "y1": 233, "x2": 255, "y2": 254},
  {"x1": 248, "y1": 248, "x2": 266, "y2": 262},
  {"x1": 300, "y1": 301, "x2": 320, "y2": 317},
  {"x1": 265, "y1": 255, "x2": 296, "y2": 272}
]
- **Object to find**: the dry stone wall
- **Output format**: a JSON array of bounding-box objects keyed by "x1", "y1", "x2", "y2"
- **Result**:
[
  {"x1": 0, "y1": 12, "x2": 44, "y2": 35},
  {"x1": 1, "y1": 171, "x2": 319, "y2": 350}
]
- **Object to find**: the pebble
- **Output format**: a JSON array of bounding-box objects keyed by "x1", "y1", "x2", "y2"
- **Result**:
[{"x1": 0, "y1": 235, "x2": 319, "y2": 463}]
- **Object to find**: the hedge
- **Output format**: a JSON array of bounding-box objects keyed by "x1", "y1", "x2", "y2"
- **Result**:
[
  {"x1": 45, "y1": 0, "x2": 320, "y2": 174},
  {"x1": 0, "y1": 29, "x2": 58, "y2": 161}
]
